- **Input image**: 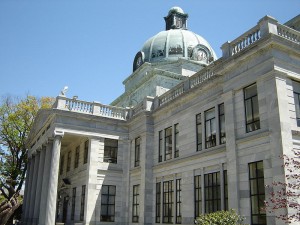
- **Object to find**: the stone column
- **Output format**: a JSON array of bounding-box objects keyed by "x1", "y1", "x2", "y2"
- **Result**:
[
  {"x1": 24, "y1": 155, "x2": 35, "y2": 223},
  {"x1": 33, "y1": 146, "x2": 46, "y2": 224},
  {"x1": 44, "y1": 131, "x2": 64, "y2": 225},
  {"x1": 22, "y1": 158, "x2": 32, "y2": 223},
  {"x1": 29, "y1": 152, "x2": 40, "y2": 224},
  {"x1": 38, "y1": 141, "x2": 52, "y2": 225}
]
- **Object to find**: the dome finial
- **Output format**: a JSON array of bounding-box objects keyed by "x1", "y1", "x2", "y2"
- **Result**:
[{"x1": 164, "y1": 6, "x2": 188, "y2": 30}]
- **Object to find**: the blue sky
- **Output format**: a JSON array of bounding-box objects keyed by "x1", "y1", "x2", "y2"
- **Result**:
[{"x1": 0, "y1": 0, "x2": 299, "y2": 104}]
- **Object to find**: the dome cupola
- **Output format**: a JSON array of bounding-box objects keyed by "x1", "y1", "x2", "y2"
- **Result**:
[{"x1": 133, "y1": 7, "x2": 217, "y2": 72}]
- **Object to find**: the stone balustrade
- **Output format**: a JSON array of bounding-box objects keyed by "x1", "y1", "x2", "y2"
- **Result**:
[
  {"x1": 277, "y1": 24, "x2": 300, "y2": 44},
  {"x1": 190, "y1": 67, "x2": 215, "y2": 88},
  {"x1": 159, "y1": 83, "x2": 184, "y2": 106},
  {"x1": 54, "y1": 97, "x2": 128, "y2": 120}
]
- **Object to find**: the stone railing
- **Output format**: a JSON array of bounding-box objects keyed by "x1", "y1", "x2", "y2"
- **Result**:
[
  {"x1": 190, "y1": 67, "x2": 215, "y2": 88},
  {"x1": 222, "y1": 15, "x2": 300, "y2": 58},
  {"x1": 65, "y1": 99, "x2": 93, "y2": 113},
  {"x1": 53, "y1": 96, "x2": 128, "y2": 120},
  {"x1": 159, "y1": 83, "x2": 184, "y2": 106},
  {"x1": 277, "y1": 24, "x2": 300, "y2": 44}
]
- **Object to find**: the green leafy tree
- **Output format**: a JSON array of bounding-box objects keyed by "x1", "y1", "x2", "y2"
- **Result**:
[
  {"x1": 0, "y1": 95, "x2": 53, "y2": 225},
  {"x1": 195, "y1": 210, "x2": 246, "y2": 225}
]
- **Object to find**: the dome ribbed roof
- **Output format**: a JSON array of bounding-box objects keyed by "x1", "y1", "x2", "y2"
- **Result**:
[
  {"x1": 141, "y1": 29, "x2": 217, "y2": 63},
  {"x1": 132, "y1": 7, "x2": 217, "y2": 71}
]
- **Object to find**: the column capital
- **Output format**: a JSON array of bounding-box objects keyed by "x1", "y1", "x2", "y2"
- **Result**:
[{"x1": 53, "y1": 130, "x2": 64, "y2": 139}]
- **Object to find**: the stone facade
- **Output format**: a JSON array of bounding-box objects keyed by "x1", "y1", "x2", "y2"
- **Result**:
[{"x1": 22, "y1": 9, "x2": 300, "y2": 225}]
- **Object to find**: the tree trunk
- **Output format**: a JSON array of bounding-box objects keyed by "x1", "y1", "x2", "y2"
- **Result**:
[{"x1": 0, "y1": 193, "x2": 20, "y2": 225}]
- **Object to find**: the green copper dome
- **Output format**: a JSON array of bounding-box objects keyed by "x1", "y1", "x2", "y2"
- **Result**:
[{"x1": 133, "y1": 7, "x2": 217, "y2": 71}]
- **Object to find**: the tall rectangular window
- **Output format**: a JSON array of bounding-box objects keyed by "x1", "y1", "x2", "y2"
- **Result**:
[
  {"x1": 244, "y1": 83, "x2": 260, "y2": 132},
  {"x1": 59, "y1": 155, "x2": 64, "y2": 175},
  {"x1": 175, "y1": 179, "x2": 182, "y2": 224},
  {"x1": 249, "y1": 161, "x2": 266, "y2": 225},
  {"x1": 204, "y1": 172, "x2": 221, "y2": 213},
  {"x1": 132, "y1": 185, "x2": 140, "y2": 223},
  {"x1": 101, "y1": 185, "x2": 116, "y2": 222},
  {"x1": 71, "y1": 187, "x2": 76, "y2": 220},
  {"x1": 104, "y1": 138, "x2": 118, "y2": 164},
  {"x1": 219, "y1": 103, "x2": 226, "y2": 144},
  {"x1": 205, "y1": 108, "x2": 216, "y2": 148},
  {"x1": 80, "y1": 185, "x2": 86, "y2": 221},
  {"x1": 159, "y1": 131, "x2": 163, "y2": 162},
  {"x1": 67, "y1": 151, "x2": 71, "y2": 172},
  {"x1": 174, "y1": 124, "x2": 179, "y2": 158},
  {"x1": 165, "y1": 127, "x2": 172, "y2": 161},
  {"x1": 134, "y1": 137, "x2": 140, "y2": 167},
  {"x1": 156, "y1": 182, "x2": 161, "y2": 223},
  {"x1": 163, "y1": 180, "x2": 173, "y2": 223},
  {"x1": 224, "y1": 170, "x2": 228, "y2": 211},
  {"x1": 194, "y1": 175, "x2": 202, "y2": 218},
  {"x1": 84, "y1": 140, "x2": 89, "y2": 164},
  {"x1": 293, "y1": 80, "x2": 300, "y2": 126},
  {"x1": 196, "y1": 113, "x2": 202, "y2": 151},
  {"x1": 74, "y1": 146, "x2": 80, "y2": 169}
]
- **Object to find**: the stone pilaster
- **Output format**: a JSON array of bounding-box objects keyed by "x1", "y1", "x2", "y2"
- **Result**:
[
  {"x1": 29, "y1": 152, "x2": 40, "y2": 224},
  {"x1": 22, "y1": 158, "x2": 32, "y2": 223},
  {"x1": 24, "y1": 155, "x2": 35, "y2": 223}
]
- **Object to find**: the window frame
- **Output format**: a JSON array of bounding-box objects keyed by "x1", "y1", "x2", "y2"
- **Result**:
[
  {"x1": 175, "y1": 179, "x2": 182, "y2": 224},
  {"x1": 80, "y1": 185, "x2": 86, "y2": 221},
  {"x1": 74, "y1": 145, "x2": 80, "y2": 169},
  {"x1": 244, "y1": 83, "x2": 260, "y2": 133},
  {"x1": 205, "y1": 108, "x2": 216, "y2": 149},
  {"x1": 156, "y1": 182, "x2": 161, "y2": 223},
  {"x1": 194, "y1": 175, "x2": 202, "y2": 218},
  {"x1": 196, "y1": 113, "x2": 202, "y2": 151},
  {"x1": 83, "y1": 140, "x2": 89, "y2": 164},
  {"x1": 248, "y1": 161, "x2": 266, "y2": 225},
  {"x1": 67, "y1": 151, "x2": 71, "y2": 172},
  {"x1": 204, "y1": 172, "x2": 221, "y2": 213},
  {"x1": 164, "y1": 127, "x2": 173, "y2": 161},
  {"x1": 71, "y1": 187, "x2": 76, "y2": 220},
  {"x1": 163, "y1": 180, "x2": 174, "y2": 223},
  {"x1": 101, "y1": 185, "x2": 116, "y2": 222},
  {"x1": 134, "y1": 137, "x2": 141, "y2": 167},
  {"x1": 174, "y1": 124, "x2": 179, "y2": 158},
  {"x1": 218, "y1": 103, "x2": 226, "y2": 144},
  {"x1": 132, "y1": 184, "x2": 140, "y2": 223},
  {"x1": 104, "y1": 138, "x2": 118, "y2": 164},
  {"x1": 158, "y1": 131, "x2": 163, "y2": 162}
]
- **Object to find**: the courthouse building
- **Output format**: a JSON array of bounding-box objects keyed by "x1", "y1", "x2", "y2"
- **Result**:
[{"x1": 22, "y1": 7, "x2": 300, "y2": 225}]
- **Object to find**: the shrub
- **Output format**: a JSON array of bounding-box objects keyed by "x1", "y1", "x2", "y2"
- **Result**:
[{"x1": 195, "y1": 209, "x2": 246, "y2": 225}]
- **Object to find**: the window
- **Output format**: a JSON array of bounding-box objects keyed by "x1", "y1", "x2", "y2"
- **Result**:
[
  {"x1": 67, "y1": 151, "x2": 71, "y2": 172},
  {"x1": 159, "y1": 131, "x2": 163, "y2": 162},
  {"x1": 132, "y1": 185, "x2": 140, "y2": 223},
  {"x1": 174, "y1": 124, "x2": 179, "y2": 158},
  {"x1": 84, "y1": 140, "x2": 89, "y2": 164},
  {"x1": 175, "y1": 179, "x2": 182, "y2": 224},
  {"x1": 163, "y1": 180, "x2": 173, "y2": 223},
  {"x1": 165, "y1": 127, "x2": 172, "y2": 161},
  {"x1": 249, "y1": 161, "x2": 266, "y2": 225},
  {"x1": 71, "y1": 187, "x2": 76, "y2": 220},
  {"x1": 80, "y1": 185, "x2": 86, "y2": 221},
  {"x1": 156, "y1": 182, "x2": 161, "y2": 223},
  {"x1": 196, "y1": 113, "x2": 202, "y2": 151},
  {"x1": 74, "y1": 146, "x2": 79, "y2": 169},
  {"x1": 205, "y1": 108, "x2": 216, "y2": 148},
  {"x1": 101, "y1": 185, "x2": 116, "y2": 222},
  {"x1": 194, "y1": 175, "x2": 202, "y2": 218},
  {"x1": 244, "y1": 83, "x2": 260, "y2": 132},
  {"x1": 293, "y1": 80, "x2": 300, "y2": 126},
  {"x1": 204, "y1": 172, "x2": 221, "y2": 213},
  {"x1": 219, "y1": 103, "x2": 226, "y2": 144},
  {"x1": 59, "y1": 155, "x2": 64, "y2": 175},
  {"x1": 134, "y1": 137, "x2": 140, "y2": 167},
  {"x1": 104, "y1": 139, "x2": 118, "y2": 163},
  {"x1": 224, "y1": 170, "x2": 228, "y2": 211}
]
